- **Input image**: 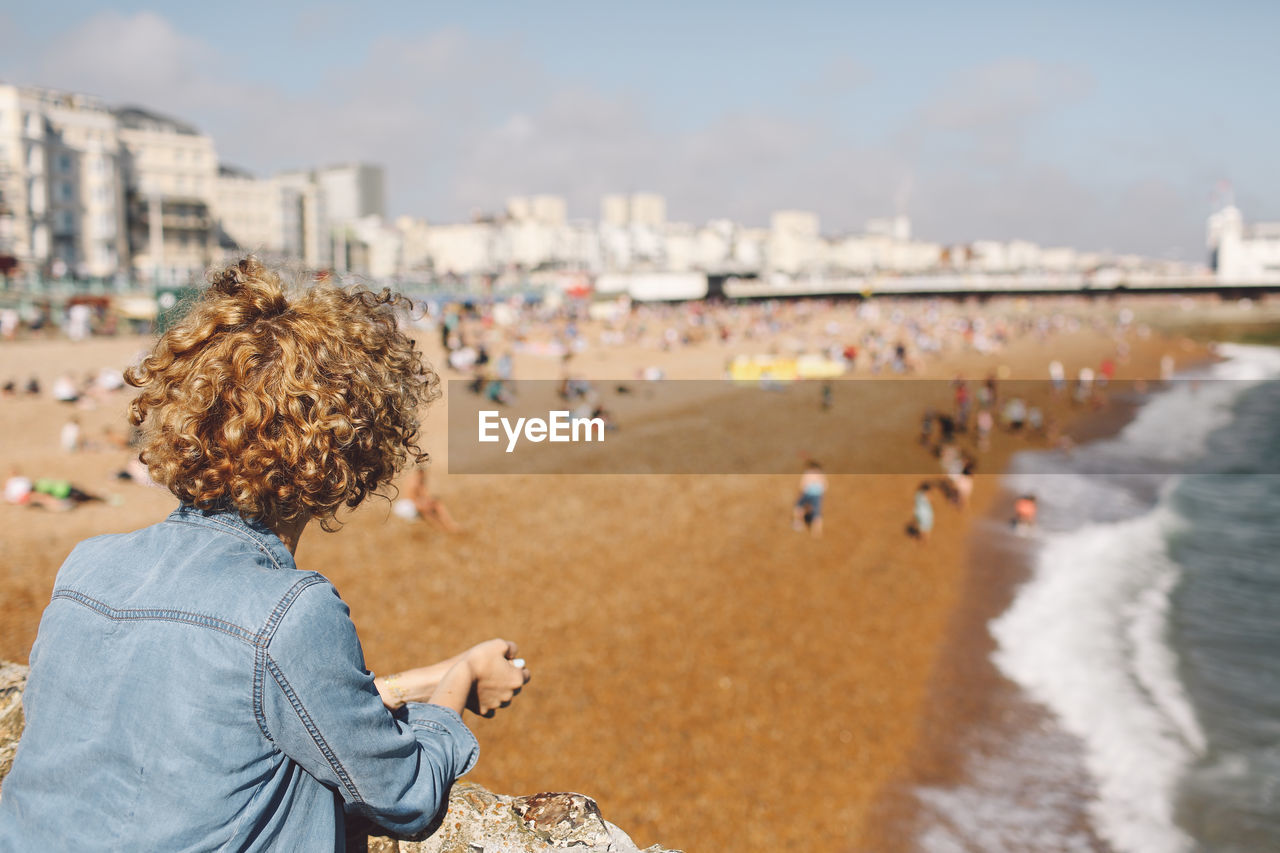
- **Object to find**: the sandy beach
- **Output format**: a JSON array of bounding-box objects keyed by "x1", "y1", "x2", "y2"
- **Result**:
[{"x1": 0, "y1": 298, "x2": 1213, "y2": 850}]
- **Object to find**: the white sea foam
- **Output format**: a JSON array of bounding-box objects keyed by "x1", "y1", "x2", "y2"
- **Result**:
[
  {"x1": 1116, "y1": 343, "x2": 1280, "y2": 463},
  {"x1": 989, "y1": 344, "x2": 1280, "y2": 853},
  {"x1": 914, "y1": 710, "x2": 1099, "y2": 853},
  {"x1": 992, "y1": 502, "x2": 1203, "y2": 853}
]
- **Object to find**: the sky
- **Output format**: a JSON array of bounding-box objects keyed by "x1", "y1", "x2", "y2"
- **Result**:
[{"x1": 2, "y1": 1, "x2": 1277, "y2": 260}]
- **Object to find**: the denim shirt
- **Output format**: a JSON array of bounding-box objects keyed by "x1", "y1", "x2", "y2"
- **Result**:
[{"x1": 0, "y1": 506, "x2": 478, "y2": 852}]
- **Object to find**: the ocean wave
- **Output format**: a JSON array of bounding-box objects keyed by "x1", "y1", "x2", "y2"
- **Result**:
[
  {"x1": 1115, "y1": 343, "x2": 1280, "y2": 464},
  {"x1": 992, "y1": 502, "x2": 1204, "y2": 853},
  {"x1": 991, "y1": 343, "x2": 1280, "y2": 853}
]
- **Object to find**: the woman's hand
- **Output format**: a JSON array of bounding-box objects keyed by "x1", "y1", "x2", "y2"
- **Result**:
[
  {"x1": 464, "y1": 638, "x2": 530, "y2": 718},
  {"x1": 380, "y1": 639, "x2": 529, "y2": 717}
]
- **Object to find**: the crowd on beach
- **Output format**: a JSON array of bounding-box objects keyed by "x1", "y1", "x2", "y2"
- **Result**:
[
  {"x1": 5, "y1": 289, "x2": 1161, "y2": 549},
  {"x1": 427, "y1": 292, "x2": 1149, "y2": 378}
]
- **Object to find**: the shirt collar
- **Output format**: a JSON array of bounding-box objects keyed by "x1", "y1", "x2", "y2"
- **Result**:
[{"x1": 166, "y1": 504, "x2": 298, "y2": 572}]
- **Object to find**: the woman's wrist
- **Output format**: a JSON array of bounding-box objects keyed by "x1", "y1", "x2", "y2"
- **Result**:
[
  {"x1": 375, "y1": 652, "x2": 472, "y2": 711},
  {"x1": 375, "y1": 672, "x2": 409, "y2": 709},
  {"x1": 427, "y1": 658, "x2": 476, "y2": 716}
]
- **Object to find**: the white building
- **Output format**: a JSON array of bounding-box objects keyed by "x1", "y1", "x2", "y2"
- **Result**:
[
  {"x1": 420, "y1": 221, "x2": 499, "y2": 276},
  {"x1": 316, "y1": 163, "x2": 384, "y2": 225},
  {"x1": 767, "y1": 210, "x2": 822, "y2": 274},
  {"x1": 865, "y1": 215, "x2": 911, "y2": 242},
  {"x1": 1208, "y1": 205, "x2": 1280, "y2": 283},
  {"x1": 0, "y1": 84, "x2": 128, "y2": 278},
  {"x1": 116, "y1": 106, "x2": 219, "y2": 284},
  {"x1": 507, "y1": 194, "x2": 567, "y2": 227},
  {"x1": 214, "y1": 166, "x2": 305, "y2": 260},
  {"x1": 396, "y1": 216, "x2": 433, "y2": 274},
  {"x1": 274, "y1": 169, "x2": 327, "y2": 269},
  {"x1": 345, "y1": 214, "x2": 402, "y2": 279},
  {"x1": 600, "y1": 192, "x2": 666, "y2": 228},
  {"x1": 270, "y1": 163, "x2": 385, "y2": 273}
]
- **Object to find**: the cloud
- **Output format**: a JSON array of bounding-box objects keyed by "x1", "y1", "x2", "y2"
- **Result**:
[
  {"x1": 31, "y1": 11, "x2": 225, "y2": 112},
  {"x1": 904, "y1": 58, "x2": 1093, "y2": 164},
  {"x1": 921, "y1": 58, "x2": 1092, "y2": 132}
]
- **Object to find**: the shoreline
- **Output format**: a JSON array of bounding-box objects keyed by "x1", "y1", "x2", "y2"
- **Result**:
[{"x1": 858, "y1": 352, "x2": 1219, "y2": 852}]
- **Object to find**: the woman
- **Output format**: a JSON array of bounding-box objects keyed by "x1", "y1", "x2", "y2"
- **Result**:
[{"x1": 0, "y1": 259, "x2": 528, "y2": 850}]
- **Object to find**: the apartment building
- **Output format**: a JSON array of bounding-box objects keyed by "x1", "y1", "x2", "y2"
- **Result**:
[
  {"x1": 214, "y1": 165, "x2": 306, "y2": 261},
  {"x1": 0, "y1": 84, "x2": 128, "y2": 278},
  {"x1": 116, "y1": 106, "x2": 219, "y2": 284}
]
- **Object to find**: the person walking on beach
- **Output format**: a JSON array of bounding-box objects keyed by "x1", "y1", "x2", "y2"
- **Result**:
[
  {"x1": 0, "y1": 258, "x2": 529, "y2": 851},
  {"x1": 793, "y1": 460, "x2": 828, "y2": 537},
  {"x1": 912, "y1": 482, "x2": 934, "y2": 542}
]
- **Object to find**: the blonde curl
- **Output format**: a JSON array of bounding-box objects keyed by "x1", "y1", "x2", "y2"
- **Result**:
[{"x1": 126, "y1": 257, "x2": 439, "y2": 531}]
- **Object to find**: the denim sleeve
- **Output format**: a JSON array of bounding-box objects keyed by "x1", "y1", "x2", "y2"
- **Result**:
[{"x1": 259, "y1": 580, "x2": 479, "y2": 836}]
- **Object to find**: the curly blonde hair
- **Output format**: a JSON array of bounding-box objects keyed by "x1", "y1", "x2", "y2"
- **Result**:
[{"x1": 126, "y1": 258, "x2": 438, "y2": 530}]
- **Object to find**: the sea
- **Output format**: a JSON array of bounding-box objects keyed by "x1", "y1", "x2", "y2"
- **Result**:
[{"x1": 910, "y1": 342, "x2": 1280, "y2": 853}]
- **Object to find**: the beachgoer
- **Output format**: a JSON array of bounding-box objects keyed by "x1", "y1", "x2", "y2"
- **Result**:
[
  {"x1": 976, "y1": 409, "x2": 994, "y2": 452},
  {"x1": 4, "y1": 468, "x2": 103, "y2": 510},
  {"x1": 1012, "y1": 494, "x2": 1038, "y2": 534},
  {"x1": 60, "y1": 416, "x2": 82, "y2": 453},
  {"x1": 1075, "y1": 366, "x2": 1094, "y2": 404},
  {"x1": 51, "y1": 373, "x2": 78, "y2": 403},
  {"x1": 0, "y1": 258, "x2": 528, "y2": 850},
  {"x1": 394, "y1": 465, "x2": 462, "y2": 534},
  {"x1": 1099, "y1": 357, "x2": 1116, "y2": 387},
  {"x1": 920, "y1": 408, "x2": 935, "y2": 446},
  {"x1": 937, "y1": 412, "x2": 956, "y2": 444},
  {"x1": 912, "y1": 482, "x2": 934, "y2": 542},
  {"x1": 1027, "y1": 406, "x2": 1044, "y2": 434},
  {"x1": 952, "y1": 377, "x2": 970, "y2": 432},
  {"x1": 1049, "y1": 359, "x2": 1066, "y2": 395},
  {"x1": 793, "y1": 461, "x2": 828, "y2": 537},
  {"x1": 950, "y1": 453, "x2": 975, "y2": 508},
  {"x1": 1003, "y1": 397, "x2": 1028, "y2": 431}
]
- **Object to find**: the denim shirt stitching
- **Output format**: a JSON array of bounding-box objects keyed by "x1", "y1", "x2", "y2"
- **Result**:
[
  {"x1": 409, "y1": 720, "x2": 449, "y2": 735},
  {"x1": 50, "y1": 590, "x2": 259, "y2": 645},
  {"x1": 263, "y1": 653, "x2": 367, "y2": 809},
  {"x1": 251, "y1": 575, "x2": 328, "y2": 743}
]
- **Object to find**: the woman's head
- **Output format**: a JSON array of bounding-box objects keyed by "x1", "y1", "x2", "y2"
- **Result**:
[{"x1": 126, "y1": 258, "x2": 439, "y2": 530}]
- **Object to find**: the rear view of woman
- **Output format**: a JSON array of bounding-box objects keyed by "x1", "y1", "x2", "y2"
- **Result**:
[{"x1": 0, "y1": 258, "x2": 528, "y2": 851}]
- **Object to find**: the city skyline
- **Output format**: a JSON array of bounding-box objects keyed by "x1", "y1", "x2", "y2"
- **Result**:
[{"x1": 2, "y1": 1, "x2": 1277, "y2": 261}]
